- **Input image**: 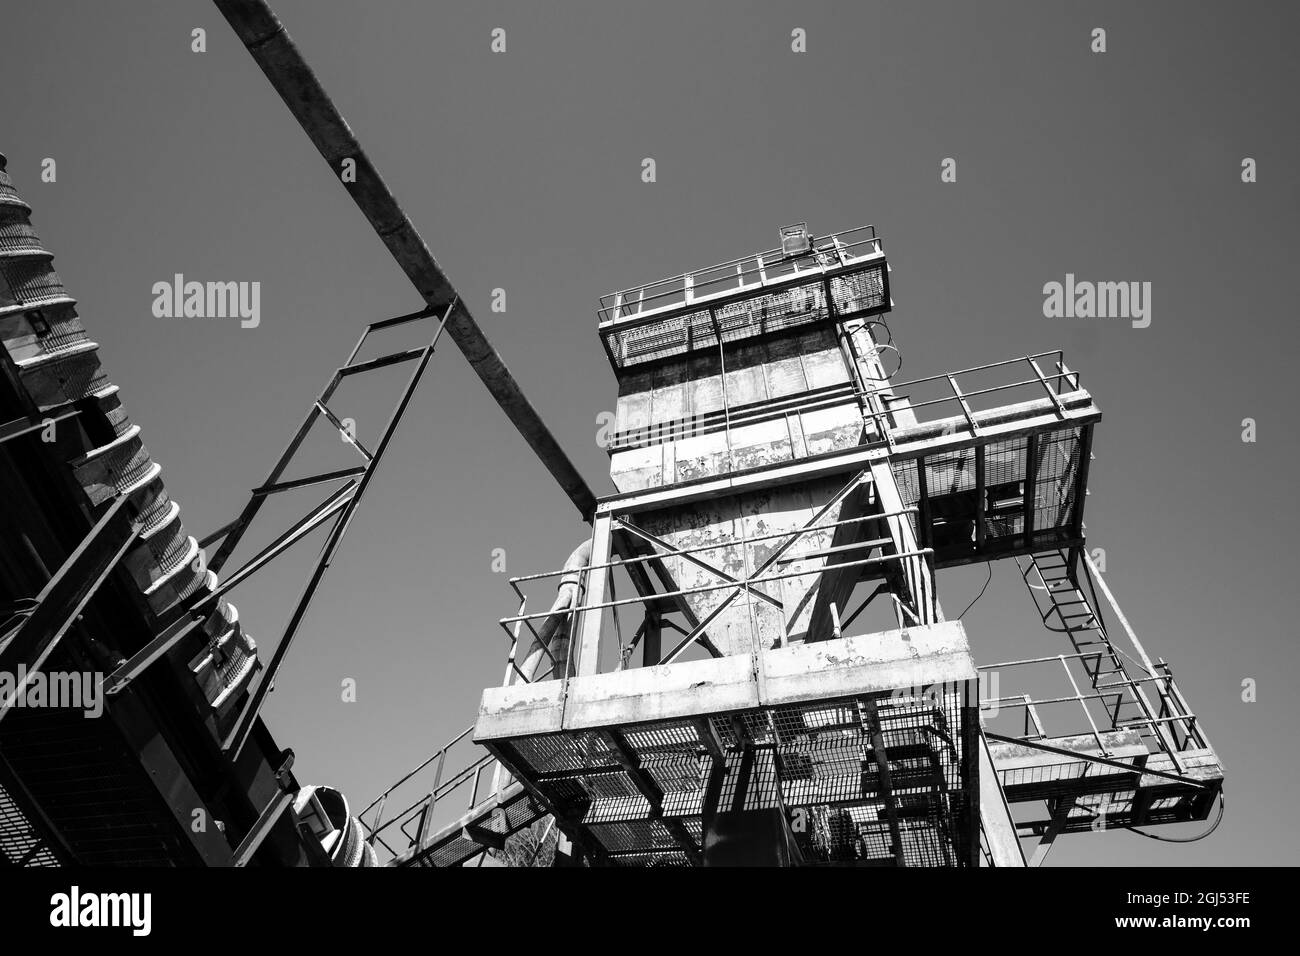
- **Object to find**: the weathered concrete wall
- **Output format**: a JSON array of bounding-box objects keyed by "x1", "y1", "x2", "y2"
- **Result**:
[
  {"x1": 609, "y1": 326, "x2": 863, "y2": 492},
  {"x1": 609, "y1": 325, "x2": 882, "y2": 658},
  {"x1": 634, "y1": 476, "x2": 869, "y2": 656}
]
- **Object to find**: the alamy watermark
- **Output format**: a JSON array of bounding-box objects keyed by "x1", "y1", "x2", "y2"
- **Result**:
[
  {"x1": 0, "y1": 666, "x2": 103, "y2": 718},
  {"x1": 151, "y1": 274, "x2": 260, "y2": 328},
  {"x1": 889, "y1": 673, "x2": 1001, "y2": 717},
  {"x1": 1042, "y1": 274, "x2": 1151, "y2": 329},
  {"x1": 50, "y1": 886, "x2": 151, "y2": 936}
]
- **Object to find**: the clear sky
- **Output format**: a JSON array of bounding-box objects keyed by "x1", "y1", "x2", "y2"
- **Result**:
[{"x1": 2, "y1": 0, "x2": 1297, "y2": 865}]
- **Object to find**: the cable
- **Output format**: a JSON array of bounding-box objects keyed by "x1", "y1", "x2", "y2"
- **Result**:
[
  {"x1": 1125, "y1": 790, "x2": 1225, "y2": 843},
  {"x1": 957, "y1": 561, "x2": 993, "y2": 619}
]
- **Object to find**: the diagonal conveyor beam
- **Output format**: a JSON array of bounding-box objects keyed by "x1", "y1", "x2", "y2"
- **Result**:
[{"x1": 213, "y1": 0, "x2": 597, "y2": 521}]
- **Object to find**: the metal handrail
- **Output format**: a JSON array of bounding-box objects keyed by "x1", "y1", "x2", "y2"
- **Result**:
[
  {"x1": 498, "y1": 503, "x2": 937, "y2": 683},
  {"x1": 601, "y1": 226, "x2": 879, "y2": 299},
  {"x1": 979, "y1": 655, "x2": 1206, "y2": 757},
  {"x1": 603, "y1": 351, "x2": 1085, "y2": 464},
  {"x1": 597, "y1": 225, "x2": 882, "y2": 324},
  {"x1": 363, "y1": 752, "x2": 501, "y2": 859},
  {"x1": 359, "y1": 722, "x2": 500, "y2": 856}
]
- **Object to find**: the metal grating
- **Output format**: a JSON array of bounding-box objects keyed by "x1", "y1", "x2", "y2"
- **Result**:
[
  {"x1": 890, "y1": 425, "x2": 1086, "y2": 565},
  {"x1": 0, "y1": 703, "x2": 198, "y2": 865},
  {"x1": 0, "y1": 218, "x2": 45, "y2": 255},
  {"x1": 512, "y1": 730, "x2": 619, "y2": 775},
  {"x1": 607, "y1": 849, "x2": 692, "y2": 868},
  {"x1": 0, "y1": 168, "x2": 21, "y2": 204},
  {"x1": 0, "y1": 256, "x2": 66, "y2": 305},
  {"x1": 1033, "y1": 426, "x2": 1081, "y2": 531},
  {"x1": 0, "y1": 779, "x2": 59, "y2": 867},
  {"x1": 602, "y1": 262, "x2": 886, "y2": 370},
  {"x1": 495, "y1": 685, "x2": 975, "y2": 866}
]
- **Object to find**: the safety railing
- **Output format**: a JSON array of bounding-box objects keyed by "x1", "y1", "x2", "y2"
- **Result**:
[
  {"x1": 597, "y1": 225, "x2": 883, "y2": 326},
  {"x1": 980, "y1": 545, "x2": 1213, "y2": 774},
  {"x1": 866, "y1": 351, "x2": 1085, "y2": 446},
  {"x1": 497, "y1": 503, "x2": 937, "y2": 683},
  {"x1": 359, "y1": 724, "x2": 506, "y2": 865},
  {"x1": 977, "y1": 652, "x2": 1209, "y2": 759},
  {"x1": 604, "y1": 350, "x2": 1085, "y2": 462}
]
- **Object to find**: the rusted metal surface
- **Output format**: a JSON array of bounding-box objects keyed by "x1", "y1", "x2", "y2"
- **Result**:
[{"x1": 213, "y1": 0, "x2": 596, "y2": 521}]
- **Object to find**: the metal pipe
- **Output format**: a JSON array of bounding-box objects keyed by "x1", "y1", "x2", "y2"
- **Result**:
[
  {"x1": 213, "y1": 0, "x2": 597, "y2": 521},
  {"x1": 519, "y1": 540, "x2": 591, "y2": 680}
]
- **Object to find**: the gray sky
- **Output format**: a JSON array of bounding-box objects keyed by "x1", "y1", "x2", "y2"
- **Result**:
[{"x1": 3, "y1": 0, "x2": 1297, "y2": 865}]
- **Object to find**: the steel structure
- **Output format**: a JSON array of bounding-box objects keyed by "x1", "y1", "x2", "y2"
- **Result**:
[
  {"x1": 367, "y1": 224, "x2": 1223, "y2": 868},
  {"x1": 0, "y1": 0, "x2": 1224, "y2": 869},
  {"x1": 0, "y1": 148, "x2": 303, "y2": 866},
  {"x1": 0, "y1": 0, "x2": 596, "y2": 867}
]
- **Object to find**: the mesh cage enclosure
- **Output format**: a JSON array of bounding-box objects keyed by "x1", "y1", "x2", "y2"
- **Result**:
[
  {"x1": 490, "y1": 683, "x2": 976, "y2": 867},
  {"x1": 889, "y1": 425, "x2": 1087, "y2": 565},
  {"x1": 601, "y1": 262, "x2": 887, "y2": 370}
]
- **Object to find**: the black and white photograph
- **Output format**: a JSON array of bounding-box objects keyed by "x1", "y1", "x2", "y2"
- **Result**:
[{"x1": 0, "y1": 0, "x2": 1293, "y2": 937}]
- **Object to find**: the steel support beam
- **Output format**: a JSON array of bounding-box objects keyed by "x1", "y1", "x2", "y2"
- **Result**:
[
  {"x1": 104, "y1": 482, "x2": 357, "y2": 697},
  {"x1": 232, "y1": 787, "x2": 295, "y2": 866},
  {"x1": 1022, "y1": 431, "x2": 1040, "y2": 547},
  {"x1": 984, "y1": 731, "x2": 1203, "y2": 788},
  {"x1": 575, "y1": 514, "x2": 613, "y2": 677},
  {"x1": 0, "y1": 490, "x2": 143, "y2": 724},
  {"x1": 1028, "y1": 796, "x2": 1076, "y2": 867},
  {"x1": 978, "y1": 732, "x2": 1026, "y2": 867},
  {"x1": 213, "y1": 0, "x2": 596, "y2": 521},
  {"x1": 660, "y1": 470, "x2": 870, "y2": 663},
  {"x1": 863, "y1": 699, "x2": 906, "y2": 866},
  {"x1": 1078, "y1": 550, "x2": 1188, "y2": 774},
  {"x1": 0, "y1": 405, "x2": 79, "y2": 446},
  {"x1": 604, "y1": 730, "x2": 701, "y2": 864},
  {"x1": 222, "y1": 305, "x2": 454, "y2": 755}
]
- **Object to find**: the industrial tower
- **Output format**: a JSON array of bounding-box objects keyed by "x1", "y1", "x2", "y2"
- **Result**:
[
  {"x1": 0, "y1": 0, "x2": 1225, "y2": 869},
  {"x1": 366, "y1": 223, "x2": 1225, "y2": 867}
]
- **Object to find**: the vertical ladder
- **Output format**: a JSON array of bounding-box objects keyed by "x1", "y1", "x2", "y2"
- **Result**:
[{"x1": 1018, "y1": 551, "x2": 1147, "y2": 732}]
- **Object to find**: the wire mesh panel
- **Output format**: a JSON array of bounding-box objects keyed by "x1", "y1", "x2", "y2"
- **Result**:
[
  {"x1": 983, "y1": 435, "x2": 1029, "y2": 540},
  {"x1": 0, "y1": 256, "x2": 66, "y2": 305},
  {"x1": 0, "y1": 218, "x2": 44, "y2": 255},
  {"x1": 0, "y1": 780, "x2": 59, "y2": 867},
  {"x1": 889, "y1": 426, "x2": 1088, "y2": 565},
  {"x1": 488, "y1": 683, "x2": 976, "y2": 867},
  {"x1": 828, "y1": 267, "x2": 887, "y2": 317},
  {"x1": 601, "y1": 261, "x2": 887, "y2": 370},
  {"x1": 1032, "y1": 426, "x2": 1082, "y2": 532}
]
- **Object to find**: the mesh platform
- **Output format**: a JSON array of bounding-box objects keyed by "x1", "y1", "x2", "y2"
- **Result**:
[{"x1": 488, "y1": 686, "x2": 976, "y2": 867}]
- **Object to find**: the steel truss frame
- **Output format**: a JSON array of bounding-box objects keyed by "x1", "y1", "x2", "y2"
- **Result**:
[
  {"x1": 0, "y1": 299, "x2": 452, "y2": 849},
  {"x1": 99, "y1": 301, "x2": 456, "y2": 766}
]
